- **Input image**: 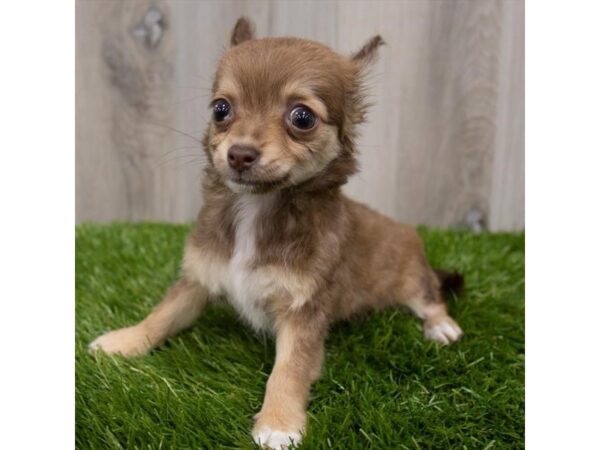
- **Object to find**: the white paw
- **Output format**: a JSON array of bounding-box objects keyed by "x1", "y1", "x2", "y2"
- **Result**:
[
  {"x1": 252, "y1": 427, "x2": 302, "y2": 449},
  {"x1": 424, "y1": 316, "x2": 463, "y2": 345},
  {"x1": 88, "y1": 326, "x2": 152, "y2": 357}
]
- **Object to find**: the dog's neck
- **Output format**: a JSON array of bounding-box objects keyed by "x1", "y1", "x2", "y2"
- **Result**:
[{"x1": 197, "y1": 165, "x2": 346, "y2": 268}]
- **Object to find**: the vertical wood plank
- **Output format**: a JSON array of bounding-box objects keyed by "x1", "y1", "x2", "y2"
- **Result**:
[
  {"x1": 337, "y1": 0, "x2": 401, "y2": 219},
  {"x1": 488, "y1": 0, "x2": 525, "y2": 231}
]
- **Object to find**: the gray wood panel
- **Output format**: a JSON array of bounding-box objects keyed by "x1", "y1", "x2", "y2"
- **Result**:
[{"x1": 76, "y1": 0, "x2": 524, "y2": 230}]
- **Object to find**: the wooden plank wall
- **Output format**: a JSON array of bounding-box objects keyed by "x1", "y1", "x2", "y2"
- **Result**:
[{"x1": 76, "y1": 0, "x2": 524, "y2": 231}]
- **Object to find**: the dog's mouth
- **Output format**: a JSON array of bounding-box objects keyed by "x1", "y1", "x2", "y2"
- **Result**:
[{"x1": 226, "y1": 174, "x2": 288, "y2": 193}]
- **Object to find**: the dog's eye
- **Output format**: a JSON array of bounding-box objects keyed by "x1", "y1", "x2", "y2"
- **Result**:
[
  {"x1": 213, "y1": 99, "x2": 232, "y2": 123},
  {"x1": 289, "y1": 106, "x2": 316, "y2": 130}
]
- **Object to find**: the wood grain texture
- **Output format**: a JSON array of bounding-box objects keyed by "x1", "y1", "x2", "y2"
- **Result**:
[
  {"x1": 489, "y1": 0, "x2": 525, "y2": 231},
  {"x1": 76, "y1": 0, "x2": 524, "y2": 230}
]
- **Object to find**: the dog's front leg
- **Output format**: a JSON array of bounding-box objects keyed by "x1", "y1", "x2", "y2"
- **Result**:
[
  {"x1": 253, "y1": 310, "x2": 327, "y2": 449},
  {"x1": 89, "y1": 278, "x2": 209, "y2": 357}
]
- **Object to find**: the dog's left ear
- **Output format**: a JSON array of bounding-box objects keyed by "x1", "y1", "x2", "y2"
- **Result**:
[
  {"x1": 230, "y1": 17, "x2": 255, "y2": 47},
  {"x1": 345, "y1": 35, "x2": 385, "y2": 127},
  {"x1": 351, "y1": 35, "x2": 385, "y2": 66}
]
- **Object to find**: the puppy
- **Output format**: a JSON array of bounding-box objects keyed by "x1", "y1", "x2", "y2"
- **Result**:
[{"x1": 90, "y1": 17, "x2": 463, "y2": 449}]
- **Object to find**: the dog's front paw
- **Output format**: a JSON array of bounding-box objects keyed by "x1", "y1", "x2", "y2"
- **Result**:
[
  {"x1": 88, "y1": 325, "x2": 152, "y2": 357},
  {"x1": 252, "y1": 426, "x2": 302, "y2": 449},
  {"x1": 423, "y1": 316, "x2": 463, "y2": 345},
  {"x1": 252, "y1": 409, "x2": 305, "y2": 449}
]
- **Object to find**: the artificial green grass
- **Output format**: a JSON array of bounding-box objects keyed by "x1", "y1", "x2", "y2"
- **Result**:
[{"x1": 76, "y1": 223, "x2": 524, "y2": 449}]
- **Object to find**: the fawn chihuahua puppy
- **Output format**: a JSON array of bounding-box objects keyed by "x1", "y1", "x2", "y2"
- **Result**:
[{"x1": 90, "y1": 18, "x2": 463, "y2": 449}]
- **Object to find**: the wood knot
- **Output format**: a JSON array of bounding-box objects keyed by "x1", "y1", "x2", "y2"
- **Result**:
[{"x1": 132, "y1": 6, "x2": 165, "y2": 49}]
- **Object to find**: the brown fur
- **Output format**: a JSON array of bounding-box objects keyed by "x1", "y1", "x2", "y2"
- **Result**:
[
  {"x1": 230, "y1": 17, "x2": 255, "y2": 47},
  {"x1": 90, "y1": 19, "x2": 463, "y2": 449}
]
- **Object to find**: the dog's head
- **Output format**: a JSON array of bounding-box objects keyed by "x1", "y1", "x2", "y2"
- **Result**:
[{"x1": 203, "y1": 17, "x2": 383, "y2": 194}]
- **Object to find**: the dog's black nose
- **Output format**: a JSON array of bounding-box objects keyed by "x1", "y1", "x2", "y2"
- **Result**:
[{"x1": 227, "y1": 145, "x2": 259, "y2": 172}]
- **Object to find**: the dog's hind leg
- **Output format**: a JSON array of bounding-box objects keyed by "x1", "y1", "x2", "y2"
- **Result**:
[
  {"x1": 89, "y1": 278, "x2": 209, "y2": 357},
  {"x1": 399, "y1": 267, "x2": 463, "y2": 345}
]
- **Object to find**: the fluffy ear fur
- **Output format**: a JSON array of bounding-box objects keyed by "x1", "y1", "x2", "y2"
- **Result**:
[
  {"x1": 351, "y1": 35, "x2": 385, "y2": 66},
  {"x1": 343, "y1": 35, "x2": 385, "y2": 132},
  {"x1": 230, "y1": 17, "x2": 255, "y2": 46}
]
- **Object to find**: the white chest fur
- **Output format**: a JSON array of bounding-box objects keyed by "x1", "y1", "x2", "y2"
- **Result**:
[
  {"x1": 224, "y1": 194, "x2": 276, "y2": 331},
  {"x1": 183, "y1": 193, "x2": 316, "y2": 332}
]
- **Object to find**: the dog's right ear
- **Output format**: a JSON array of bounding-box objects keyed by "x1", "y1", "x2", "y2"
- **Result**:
[{"x1": 230, "y1": 17, "x2": 255, "y2": 47}]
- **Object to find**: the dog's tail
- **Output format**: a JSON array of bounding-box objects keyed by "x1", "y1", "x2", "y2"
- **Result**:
[{"x1": 434, "y1": 269, "x2": 465, "y2": 297}]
